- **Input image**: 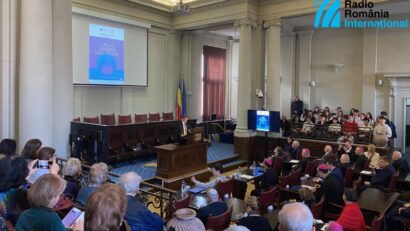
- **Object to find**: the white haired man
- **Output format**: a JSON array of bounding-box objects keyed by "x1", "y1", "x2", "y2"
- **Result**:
[
  {"x1": 278, "y1": 202, "x2": 314, "y2": 231},
  {"x1": 119, "y1": 172, "x2": 165, "y2": 231},
  {"x1": 197, "y1": 188, "x2": 228, "y2": 225}
]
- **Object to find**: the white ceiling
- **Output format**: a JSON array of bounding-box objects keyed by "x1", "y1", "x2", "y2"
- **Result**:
[{"x1": 150, "y1": 0, "x2": 201, "y2": 6}]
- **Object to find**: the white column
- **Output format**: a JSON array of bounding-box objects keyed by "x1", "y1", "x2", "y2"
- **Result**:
[
  {"x1": 296, "y1": 31, "x2": 314, "y2": 108},
  {"x1": 1, "y1": 0, "x2": 17, "y2": 139},
  {"x1": 234, "y1": 17, "x2": 256, "y2": 136},
  {"x1": 181, "y1": 32, "x2": 193, "y2": 116},
  {"x1": 225, "y1": 39, "x2": 233, "y2": 120},
  {"x1": 361, "y1": 29, "x2": 378, "y2": 115},
  {"x1": 264, "y1": 19, "x2": 281, "y2": 111},
  {"x1": 253, "y1": 20, "x2": 265, "y2": 110},
  {"x1": 387, "y1": 78, "x2": 397, "y2": 122},
  {"x1": 19, "y1": 0, "x2": 53, "y2": 147},
  {"x1": 52, "y1": 0, "x2": 73, "y2": 156}
]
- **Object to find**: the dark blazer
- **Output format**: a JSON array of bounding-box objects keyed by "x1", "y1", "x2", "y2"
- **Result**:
[
  {"x1": 290, "y1": 147, "x2": 300, "y2": 160},
  {"x1": 338, "y1": 147, "x2": 355, "y2": 163},
  {"x1": 197, "y1": 201, "x2": 228, "y2": 225},
  {"x1": 175, "y1": 122, "x2": 191, "y2": 143},
  {"x1": 371, "y1": 165, "x2": 396, "y2": 188},
  {"x1": 329, "y1": 167, "x2": 344, "y2": 188},
  {"x1": 296, "y1": 156, "x2": 316, "y2": 173},
  {"x1": 393, "y1": 159, "x2": 410, "y2": 179},
  {"x1": 321, "y1": 152, "x2": 336, "y2": 163},
  {"x1": 353, "y1": 154, "x2": 368, "y2": 173},
  {"x1": 125, "y1": 196, "x2": 164, "y2": 231},
  {"x1": 261, "y1": 168, "x2": 279, "y2": 189},
  {"x1": 338, "y1": 163, "x2": 351, "y2": 176},
  {"x1": 238, "y1": 215, "x2": 272, "y2": 231},
  {"x1": 317, "y1": 174, "x2": 344, "y2": 213}
]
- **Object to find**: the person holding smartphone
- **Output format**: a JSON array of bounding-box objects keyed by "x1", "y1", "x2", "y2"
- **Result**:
[{"x1": 27, "y1": 147, "x2": 59, "y2": 184}]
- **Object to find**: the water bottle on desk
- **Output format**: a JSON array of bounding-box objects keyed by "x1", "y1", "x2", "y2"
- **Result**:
[
  {"x1": 252, "y1": 161, "x2": 256, "y2": 175},
  {"x1": 181, "y1": 180, "x2": 186, "y2": 197}
]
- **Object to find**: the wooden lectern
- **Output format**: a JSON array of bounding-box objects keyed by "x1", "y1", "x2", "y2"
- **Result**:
[{"x1": 155, "y1": 127, "x2": 209, "y2": 189}]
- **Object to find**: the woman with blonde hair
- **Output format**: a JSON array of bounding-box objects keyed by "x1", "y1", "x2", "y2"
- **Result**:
[
  {"x1": 15, "y1": 174, "x2": 66, "y2": 230},
  {"x1": 364, "y1": 144, "x2": 380, "y2": 169},
  {"x1": 62, "y1": 158, "x2": 82, "y2": 198}
]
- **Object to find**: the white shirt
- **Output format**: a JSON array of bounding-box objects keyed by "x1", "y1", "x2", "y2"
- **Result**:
[{"x1": 194, "y1": 175, "x2": 228, "y2": 189}]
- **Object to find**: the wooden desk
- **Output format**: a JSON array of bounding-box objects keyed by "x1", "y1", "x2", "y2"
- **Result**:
[
  {"x1": 358, "y1": 188, "x2": 399, "y2": 214},
  {"x1": 233, "y1": 167, "x2": 264, "y2": 200},
  {"x1": 155, "y1": 143, "x2": 208, "y2": 179}
]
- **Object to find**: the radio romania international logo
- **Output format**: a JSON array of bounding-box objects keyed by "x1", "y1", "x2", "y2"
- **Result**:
[{"x1": 314, "y1": 0, "x2": 341, "y2": 28}]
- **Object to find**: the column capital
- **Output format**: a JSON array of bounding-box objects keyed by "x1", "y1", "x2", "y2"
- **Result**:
[
  {"x1": 296, "y1": 30, "x2": 314, "y2": 37},
  {"x1": 263, "y1": 18, "x2": 281, "y2": 29},
  {"x1": 256, "y1": 19, "x2": 264, "y2": 28},
  {"x1": 234, "y1": 17, "x2": 257, "y2": 28}
]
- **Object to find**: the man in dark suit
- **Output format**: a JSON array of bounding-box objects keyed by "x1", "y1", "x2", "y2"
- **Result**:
[
  {"x1": 197, "y1": 189, "x2": 228, "y2": 225},
  {"x1": 392, "y1": 151, "x2": 410, "y2": 179},
  {"x1": 321, "y1": 145, "x2": 336, "y2": 163},
  {"x1": 326, "y1": 159, "x2": 344, "y2": 188},
  {"x1": 337, "y1": 140, "x2": 355, "y2": 162},
  {"x1": 295, "y1": 148, "x2": 316, "y2": 174},
  {"x1": 175, "y1": 114, "x2": 190, "y2": 143},
  {"x1": 352, "y1": 147, "x2": 368, "y2": 173},
  {"x1": 366, "y1": 155, "x2": 396, "y2": 188},
  {"x1": 291, "y1": 96, "x2": 304, "y2": 116},
  {"x1": 290, "y1": 140, "x2": 301, "y2": 160},
  {"x1": 315, "y1": 164, "x2": 344, "y2": 214}
]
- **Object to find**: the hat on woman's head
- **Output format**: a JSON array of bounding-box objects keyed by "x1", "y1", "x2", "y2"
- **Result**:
[{"x1": 263, "y1": 157, "x2": 273, "y2": 167}]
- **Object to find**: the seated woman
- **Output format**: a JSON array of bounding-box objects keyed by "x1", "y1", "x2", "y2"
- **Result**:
[
  {"x1": 15, "y1": 174, "x2": 66, "y2": 231},
  {"x1": 62, "y1": 158, "x2": 82, "y2": 199},
  {"x1": 20, "y1": 138, "x2": 42, "y2": 163},
  {"x1": 75, "y1": 162, "x2": 108, "y2": 206},
  {"x1": 73, "y1": 183, "x2": 129, "y2": 231},
  {"x1": 27, "y1": 147, "x2": 56, "y2": 184},
  {"x1": 191, "y1": 163, "x2": 227, "y2": 189},
  {"x1": 336, "y1": 189, "x2": 366, "y2": 231},
  {"x1": 238, "y1": 196, "x2": 272, "y2": 231},
  {"x1": 364, "y1": 144, "x2": 380, "y2": 169},
  {"x1": 0, "y1": 156, "x2": 30, "y2": 226}
]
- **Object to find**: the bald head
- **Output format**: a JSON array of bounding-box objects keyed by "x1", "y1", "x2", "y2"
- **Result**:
[
  {"x1": 340, "y1": 154, "x2": 350, "y2": 164},
  {"x1": 392, "y1": 151, "x2": 402, "y2": 161},
  {"x1": 324, "y1": 145, "x2": 332, "y2": 153},
  {"x1": 207, "y1": 188, "x2": 219, "y2": 202},
  {"x1": 278, "y1": 202, "x2": 314, "y2": 231}
]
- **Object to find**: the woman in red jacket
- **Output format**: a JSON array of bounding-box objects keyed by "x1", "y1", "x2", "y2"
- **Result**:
[{"x1": 336, "y1": 189, "x2": 366, "y2": 231}]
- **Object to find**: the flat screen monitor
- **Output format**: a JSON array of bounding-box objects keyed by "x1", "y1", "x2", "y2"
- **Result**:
[{"x1": 247, "y1": 110, "x2": 280, "y2": 132}]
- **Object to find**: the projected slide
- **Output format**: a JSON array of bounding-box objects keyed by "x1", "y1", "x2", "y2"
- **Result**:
[
  {"x1": 256, "y1": 110, "x2": 270, "y2": 132},
  {"x1": 89, "y1": 24, "x2": 124, "y2": 84}
]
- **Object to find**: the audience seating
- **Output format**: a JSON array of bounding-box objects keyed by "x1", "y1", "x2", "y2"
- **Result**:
[
  {"x1": 310, "y1": 196, "x2": 325, "y2": 219},
  {"x1": 101, "y1": 114, "x2": 115, "y2": 125},
  {"x1": 216, "y1": 179, "x2": 234, "y2": 199},
  {"x1": 135, "y1": 114, "x2": 148, "y2": 123},
  {"x1": 305, "y1": 159, "x2": 319, "y2": 177},
  {"x1": 323, "y1": 202, "x2": 344, "y2": 221},
  {"x1": 206, "y1": 206, "x2": 233, "y2": 231},
  {"x1": 118, "y1": 114, "x2": 132, "y2": 125},
  {"x1": 162, "y1": 112, "x2": 173, "y2": 121},
  {"x1": 279, "y1": 173, "x2": 292, "y2": 188},
  {"x1": 84, "y1": 116, "x2": 99, "y2": 124},
  {"x1": 148, "y1": 113, "x2": 160, "y2": 122},
  {"x1": 73, "y1": 117, "x2": 80, "y2": 122},
  {"x1": 174, "y1": 195, "x2": 190, "y2": 210},
  {"x1": 344, "y1": 167, "x2": 354, "y2": 188},
  {"x1": 382, "y1": 172, "x2": 400, "y2": 192},
  {"x1": 289, "y1": 169, "x2": 302, "y2": 186},
  {"x1": 258, "y1": 187, "x2": 278, "y2": 214},
  {"x1": 273, "y1": 156, "x2": 285, "y2": 176},
  {"x1": 369, "y1": 213, "x2": 384, "y2": 231}
]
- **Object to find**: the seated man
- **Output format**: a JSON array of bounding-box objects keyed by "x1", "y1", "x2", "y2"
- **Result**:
[
  {"x1": 392, "y1": 151, "x2": 410, "y2": 179},
  {"x1": 352, "y1": 147, "x2": 368, "y2": 173},
  {"x1": 119, "y1": 172, "x2": 165, "y2": 231},
  {"x1": 238, "y1": 196, "x2": 272, "y2": 231},
  {"x1": 315, "y1": 164, "x2": 344, "y2": 214},
  {"x1": 321, "y1": 145, "x2": 336, "y2": 163},
  {"x1": 191, "y1": 163, "x2": 227, "y2": 189},
  {"x1": 278, "y1": 202, "x2": 314, "y2": 231},
  {"x1": 197, "y1": 189, "x2": 228, "y2": 225},
  {"x1": 295, "y1": 148, "x2": 315, "y2": 174},
  {"x1": 326, "y1": 159, "x2": 344, "y2": 188},
  {"x1": 76, "y1": 162, "x2": 108, "y2": 206},
  {"x1": 365, "y1": 155, "x2": 396, "y2": 189},
  {"x1": 386, "y1": 200, "x2": 410, "y2": 230},
  {"x1": 338, "y1": 154, "x2": 351, "y2": 177}
]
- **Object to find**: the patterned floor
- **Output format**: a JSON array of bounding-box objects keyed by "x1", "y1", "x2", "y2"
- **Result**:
[{"x1": 110, "y1": 141, "x2": 235, "y2": 181}]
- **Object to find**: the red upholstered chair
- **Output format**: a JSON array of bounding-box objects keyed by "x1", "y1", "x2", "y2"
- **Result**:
[
  {"x1": 149, "y1": 113, "x2": 160, "y2": 122},
  {"x1": 258, "y1": 187, "x2": 278, "y2": 214},
  {"x1": 162, "y1": 112, "x2": 174, "y2": 121},
  {"x1": 279, "y1": 173, "x2": 292, "y2": 188},
  {"x1": 118, "y1": 114, "x2": 132, "y2": 125},
  {"x1": 305, "y1": 159, "x2": 319, "y2": 177},
  {"x1": 84, "y1": 116, "x2": 99, "y2": 124},
  {"x1": 383, "y1": 172, "x2": 400, "y2": 192},
  {"x1": 206, "y1": 206, "x2": 233, "y2": 231},
  {"x1": 73, "y1": 117, "x2": 80, "y2": 122},
  {"x1": 101, "y1": 114, "x2": 115, "y2": 125},
  {"x1": 134, "y1": 114, "x2": 147, "y2": 123},
  {"x1": 310, "y1": 196, "x2": 325, "y2": 219},
  {"x1": 216, "y1": 179, "x2": 234, "y2": 199},
  {"x1": 370, "y1": 213, "x2": 384, "y2": 231},
  {"x1": 174, "y1": 195, "x2": 190, "y2": 210},
  {"x1": 289, "y1": 169, "x2": 302, "y2": 186},
  {"x1": 344, "y1": 167, "x2": 354, "y2": 188},
  {"x1": 273, "y1": 156, "x2": 285, "y2": 176}
]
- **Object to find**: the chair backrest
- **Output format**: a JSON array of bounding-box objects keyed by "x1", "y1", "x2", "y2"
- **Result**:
[
  {"x1": 370, "y1": 213, "x2": 384, "y2": 231},
  {"x1": 174, "y1": 195, "x2": 190, "y2": 210},
  {"x1": 364, "y1": 159, "x2": 371, "y2": 170},
  {"x1": 118, "y1": 114, "x2": 132, "y2": 125},
  {"x1": 206, "y1": 206, "x2": 233, "y2": 231},
  {"x1": 280, "y1": 173, "x2": 292, "y2": 188},
  {"x1": 310, "y1": 196, "x2": 325, "y2": 219},
  {"x1": 134, "y1": 114, "x2": 147, "y2": 123},
  {"x1": 344, "y1": 167, "x2": 354, "y2": 188},
  {"x1": 273, "y1": 156, "x2": 285, "y2": 175},
  {"x1": 289, "y1": 169, "x2": 302, "y2": 186},
  {"x1": 388, "y1": 172, "x2": 400, "y2": 192},
  {"x1": 258, "y1": 187, "x2": 278, "y2": 214},
  {"x1": 84, "y1": 116, "x2": 99, "y2": 124},
  {"x1": 101, "y1": 114, "x2": 115, "y2": 125},
  {"x1": 305, "y1": 159, "x2": 319, "y2": 177},
  {"x1": 216, "y1": 179, "x2": 235, "y2": 199},
  {"x1": 149, "y1": 113, "x2": 160, "y2": 122},
  {"x1": 73, "y1": 117, "x2": 80, "y2": 122},
  {"x1": 162, "y1": 112, "x2": 174, "y2": 121}
]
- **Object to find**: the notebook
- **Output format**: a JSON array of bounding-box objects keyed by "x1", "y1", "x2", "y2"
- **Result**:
[{"x1": 188, "y1": 186, "x2": 206, "y2": 194}]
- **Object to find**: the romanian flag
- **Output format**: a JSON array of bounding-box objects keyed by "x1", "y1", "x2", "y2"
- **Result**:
[
  {"x1": 176, "y1": 80, "x2": 182, "y2": 120},
  {"x1": 182, "y1": 79, "x2": 187, "y2": 116}
]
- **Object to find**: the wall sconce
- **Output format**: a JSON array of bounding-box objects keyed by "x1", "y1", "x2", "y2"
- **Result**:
[
  {"x1": 309, "y1": 80, "x2": 316, "y2": 87},
  {"x1": 329, "y1": 63, "x2": 344, "y2": 72},
  {"x1": 256, "y1": 89, "x2": 264, "y2": 98},
  {"x1": 376, "y1": 79, "x2": 384, "y2": 87}
]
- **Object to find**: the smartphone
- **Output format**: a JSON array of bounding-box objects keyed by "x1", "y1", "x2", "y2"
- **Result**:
[
  {"x1": 36, "y1": 160, "x2": 50, "y2": 169},
  {"x1": 62, "y1": 207, "x2": 83, "y2": 228}
]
